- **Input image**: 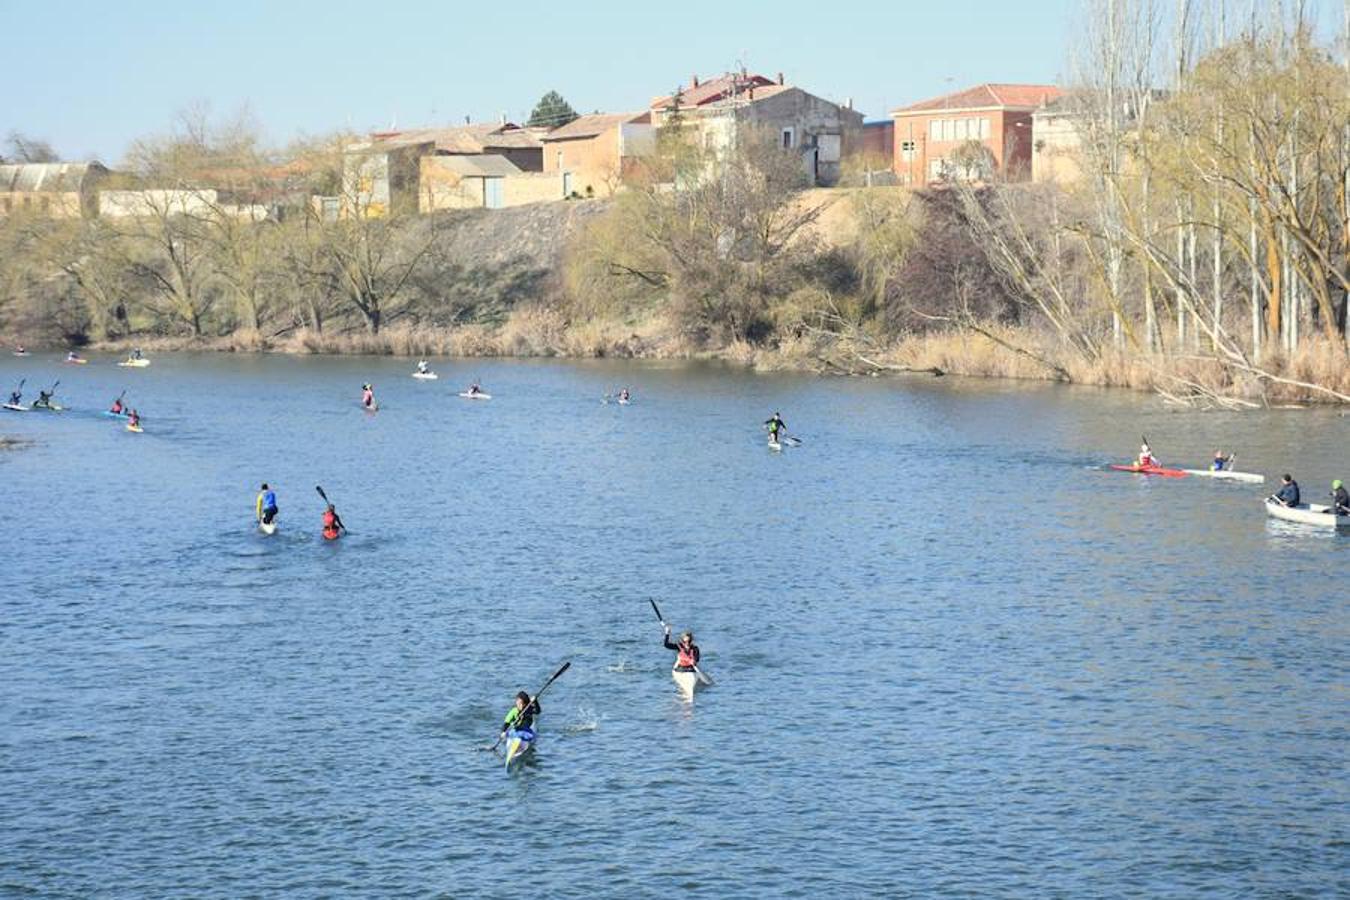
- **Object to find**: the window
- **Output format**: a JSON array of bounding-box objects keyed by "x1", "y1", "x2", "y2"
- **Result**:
[
  {"x1": 780, "y1": 127, "x2": 795, "y2": 149},
  {"x1": 929, "y1": 120, "x2": 941, "y2": 141},
  {"x1": 954, "y1": 119, "x2": 968, "y2": 140},
  {"x1": 979, "y1": 117, "x2": 991, "y2": 139},
  {"x1": 900, "y1": 140, "x2": 916, "y2": 162}
]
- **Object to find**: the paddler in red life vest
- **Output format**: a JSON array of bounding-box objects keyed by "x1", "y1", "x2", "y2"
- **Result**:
[
  {"x1": 1137, "y1": 443, "x2": 1157, "y2": 468},
  {"x1": 361, "y1": 383, "x2": 375, "y2": 409},
  {"x1": 322, "y1": 504, "x2": 345, "y2": 540},
  {"x1": 110, "y1": 397, "x2": 124, "y2": 414},
  {"x1": 664, "y1": 626, "x2": 700, "y2": 673}
]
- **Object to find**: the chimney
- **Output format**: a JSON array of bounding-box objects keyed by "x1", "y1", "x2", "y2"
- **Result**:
[
  {"x1": 692, "y1": 74, "x2": 699, "y2": 88},
  {"x1": 777, "y1": 72, "x2": 784, "y2": 85},
  {"x1": 846, "y1": 97, "x2": 853, "y2": 109},
  {"x1": 500, "y1": 111, "x2": 507, "y2": 125}
]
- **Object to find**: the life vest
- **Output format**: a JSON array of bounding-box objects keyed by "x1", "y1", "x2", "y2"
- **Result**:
[
  {"x1": 1138, "y1": 455, "x2": 1154, "y2": 468},
  {"x1": 111, "y1": 401, "x2": 122, "y2": 413},
  {"x1": 322, "y1": 510, "x2": 340, "y2": 539},
  {"x1": 676, "y1": 643, "x2": 698, "y2": 669}
]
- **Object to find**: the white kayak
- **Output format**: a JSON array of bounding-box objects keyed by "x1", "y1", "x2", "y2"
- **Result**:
[
  {"x1": 411, "y1": 371, "x2": 438, "y2": 380},
  {"x1": 3, "y1": 403, "x2": 29, "y2": 412},
  {"x1": 504, "y1": 729, "x2": 536, "y2": 769},
  {"x1": 117, "y1": 358, "x2": 151, "y2": 368},
  {"x1": 1264, "y1": 498, "x2": 1349, "y2": 528},
  {"x1": 458, "y1": 391, "x2": 492, "y2": 400},
  {"x1": 259, "y1": 520, "x2": 277, "y2": 536},
  {"x1": 1183, "y1": 469, "x2": 1266, "y2": 484},
  {"x1": 672, "y1": 668, "x2": 699, "y2": 699},
  {"x1": 767, "y1": 440, "x2": 782, "y2": 452}
]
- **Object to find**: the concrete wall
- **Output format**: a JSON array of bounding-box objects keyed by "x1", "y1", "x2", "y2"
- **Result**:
[
  {"x1": 419, "y1": 157, "x2": 482, "y2": 212},
  {"x1": 501, "y1": 172, "x2": 567, "y2": 206},
  {"x1": 1032, "y1": 111, "x2": 1083, "y2": 184},
  {"x1": 0, "y1": 191, "x2": 83, "y2": 218},
  {"x1": 543, "y1": 131, "x2": 623, "y2": 197},
  {"x1": 99, "y1": 189, "x2": 219, "y2": 218}
]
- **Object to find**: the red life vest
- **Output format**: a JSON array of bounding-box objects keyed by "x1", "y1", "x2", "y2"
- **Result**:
[
  {"x1": 676, "y1": 643, "x2": 698, "y2": 668},
  {"x1": 322, "y1": 510, "x2": 340, "y2": 539}
]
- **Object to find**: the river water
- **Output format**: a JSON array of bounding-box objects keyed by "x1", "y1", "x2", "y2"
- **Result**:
[{"x1": 0, "y1": 353, "x2": 1345, "y2": 898}]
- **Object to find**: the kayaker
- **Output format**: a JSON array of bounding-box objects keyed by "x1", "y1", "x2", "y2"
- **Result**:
[
  {"x1": 110, "y1": 397, "x2": 124, "y2": 415},
  {"x1": 131, "y1": 347, "x2": 143, "y2": 360},
  {"x1": 500, "y1": 691, "x2": 540, "y2": 745},
  {"x1": 127, "y1": 409, "x2": 140, "y2": 428},
  {"x1": 1272, "y1": 474, "x2": 1299, "y2": 508},
  {"x1": 1137, "y1": 443, "x2": 1157, "y2": 467},
  {"x1": 416, "y1": 360, "x2": 430, "y2": 374},
  {"x1": 33, "y1": 390, "x2": 53, "y2": 409},
  {"x1": 66, "y1": 351, "x2": 80, "y2": 362},
  {"x1": 1211, "y1": 451, "x2": 1232, "y2": 471},
  {"x1": 619, "y1": 388, "x2": 630, "y2": 402},
  {"x1": 256, "y1": 483, "x2": 279, "y2": 526},
  {"x1": 664, "y1": 625, "x2": 701, "y2": 673},
  {"x1": 7, "y1": 387, "x2": 21, "y2": 406},
  {"x1": 764, "y1": 412, "x2": 786, "y2": 444},
  {"x1": 322, "y1": 503, "x2": 345, "y2": 540},
  {"x1": 468, "y1": 382, "x2": 482, "y2": 396},
  {"x1": 361, "y1": 383, "x2": 375, "y2": 409},
  {"x1": 1331, "y1": 480, "x2": 1349, "y2": 516}
]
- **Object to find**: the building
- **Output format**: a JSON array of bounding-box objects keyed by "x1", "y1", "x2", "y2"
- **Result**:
[
  {"x1": 889, "y1": 83, "x2": 1062, "y2": 185},
  {"x1": 420, "y1": 154, "x2": 567, "y2": 211},
  {"x1": 538, "y1": 112, "x2": 655, "y2": 197},
  {"x1": 1031, "y1": 96, "x2": 1083, "y2": 184},
  {"x1": 97, "y1": 188, "x2": 268, "y2": 221},
  {"x1": 342, "y1": 123, "x2": 545, "y2": 217},
  {"x1": 0, "y1": 162, "x2": 111, "y2": 218},
  {"x1": 366, "y1": 123, "x2": 544, "y2": 172},
  {"x1": 650, "y1": 72, "x2": 864, "y2": 186}
]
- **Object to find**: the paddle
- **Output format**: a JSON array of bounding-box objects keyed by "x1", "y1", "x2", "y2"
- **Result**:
[
  {"x1": 650, "y1": 599, "x2": 713, "y2": 686},
  {"x1": 784, "y1": 435, "x2": 803, "y2": 447},
  {"x1": 483, "y1": 660, "x2": 571, "y2": 751},
  {"x1": 315, "y1": 484, "x2": 348, "y2": 534}
]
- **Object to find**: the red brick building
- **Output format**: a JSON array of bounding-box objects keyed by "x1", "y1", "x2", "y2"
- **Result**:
[{"x1": 889, "y1": 83, "x2": 1061, "y2": 185}]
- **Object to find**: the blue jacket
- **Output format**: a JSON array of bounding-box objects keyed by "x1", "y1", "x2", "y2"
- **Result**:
[{"x1": 1275, "y1": 481, "x2": 1300, "y2": 506}]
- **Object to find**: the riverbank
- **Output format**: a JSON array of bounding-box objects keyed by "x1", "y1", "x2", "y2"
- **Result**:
[{"x1": 75, "y1": 317, "x2": 1350, "y2": 407}]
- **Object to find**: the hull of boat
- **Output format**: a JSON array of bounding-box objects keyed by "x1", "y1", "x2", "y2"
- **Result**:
[
  {"x1": 672, "y1": 668, "x2": 699, "y2": 700},
  {"x1": 1183, "y1": 469, "x2": 1265, "y2": 484},
  {"x1": 1109, "y1": 464, "x2": 1187, "y2": 477},
  {"x1": 1264, "y1": 498, "x2": 1349, "y2": 528},
  {"x1": 504, "y1": 730, "x2": 535, "y2": 769}
]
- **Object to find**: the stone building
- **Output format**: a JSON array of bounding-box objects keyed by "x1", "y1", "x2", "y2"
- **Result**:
[{"x1": 0, "y1": 162, "x2": 111, "y2": 218}]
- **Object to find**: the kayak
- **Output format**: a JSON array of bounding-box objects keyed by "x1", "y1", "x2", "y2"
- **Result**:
[
  {"x1": 322, "y1": 530, "x2": 341, "y2": 541},
  {"x1": 458, "y1": 391, "x2": 492, "y2": 400},
  {"x1": 103, "y1": 410, "x2": 130, "y2": 419},
  {"x1": 2, "y1": 403, "x2": 29, "y2": 412},
  {"x1": 672, "y1": 668, "x2": 699, "y2": 700},
  {"x1": 259, "y1": 520, "x2": 277, "y2": 536},
  {"x1": 411, "y1": 371, "x2": 438, "y2": 380},
  {"x1": 1264, "y1": 498, "x2": 1349, "y2": 528},
  {"x1": 1109, "y1": 463, "x2": 1187, "y2": 478},
  {"x1": 768, "y1": 440, "x2": 783, "y2": 452},
  {"x1": 125, "y1": 423, "x2": 143, "y2": 433},
  {"x1": 31, "y1": 403, "x2": 64, "y2": 413},
  {"x1": 1183, "y1": 468, "x2": 1266, "y2": 484},
  {"x1": 504, "y1": 727, "x2": 536, "y2": 770},
  {"x1": 65, "y1": 358, "x2": 88, "y2": 365},
  {"x1": 117, "y1": 359, "x2": 151, "y2": 368},
  {"x1": 12, "y1": 351, "x2": 28, "y2": 357}
]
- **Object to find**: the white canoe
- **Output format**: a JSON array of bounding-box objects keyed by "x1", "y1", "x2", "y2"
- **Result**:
[
  {"x1": 1264, "y1": 498, "x2": 1349, "y2": 528},
  {"x1": 117, "y1": 359, "x2": 151, "y2": 368},
  {"x1": 458, "y1": 391, "x2": 492, "y2": 400},
  {"x1": 1183, "y1": 469, "x2": 1266, "y2": 484},
  {"x1": 411, "y1": 371, "x2": 438, "y2": 380},
  {"x1": 672, "y1": 668, "x2": 699, "y2": 699}
]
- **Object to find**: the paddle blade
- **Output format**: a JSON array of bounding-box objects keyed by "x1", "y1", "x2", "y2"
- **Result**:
[{"x1": 315, "y1": 485, "x2": 329, "y2": 504}]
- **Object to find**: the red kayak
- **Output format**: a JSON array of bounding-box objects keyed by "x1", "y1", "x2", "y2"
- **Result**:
[{"x1": 1109, "y1": 464, "x2": 1188, "y2": 478}]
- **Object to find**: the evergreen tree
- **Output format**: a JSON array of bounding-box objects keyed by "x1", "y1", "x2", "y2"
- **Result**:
[{"x1": 528, "y1": 92, "x2": 579, "y2": 129}]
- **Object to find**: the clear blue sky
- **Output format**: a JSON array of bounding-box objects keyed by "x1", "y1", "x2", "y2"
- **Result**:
[{"x1": 1, "y1": 0, "x2": 1133, "y2": 162}]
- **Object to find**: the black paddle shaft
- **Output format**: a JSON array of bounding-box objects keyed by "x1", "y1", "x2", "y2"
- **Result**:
[{"x1": 649, "y1": 599, "x2": 665, "y2": 625}]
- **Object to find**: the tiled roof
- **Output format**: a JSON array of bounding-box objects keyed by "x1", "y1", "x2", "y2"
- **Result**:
[
  {"x1": 651, "y1": 72, "x2": 779, "y2": 110},
  {"x1": 891, "y1": 83, "x2": 1062, "y2": 115},
  {"x1": 368, "y1": 124, "x2": 541, "y2": 153},
  {"x1": 430, "y1": 154, "x2": 522, "y2": 177},
  {"x1": 541, "y1": 111, "x2": 649, "y2": 141}
]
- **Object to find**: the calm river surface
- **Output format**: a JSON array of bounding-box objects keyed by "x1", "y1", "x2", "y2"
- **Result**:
[{"x1": 0, "y1": 353, "x2": 1346, "y2": 898}]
